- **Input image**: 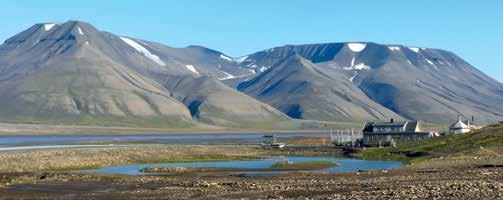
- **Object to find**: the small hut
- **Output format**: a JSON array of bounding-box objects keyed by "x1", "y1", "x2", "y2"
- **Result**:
[
  {"x1": 261, "y1": 134, "x2": 286, "y2": 149},
  {"x1": 449, "y1": 116, "x2": 478, "y2": 134}
]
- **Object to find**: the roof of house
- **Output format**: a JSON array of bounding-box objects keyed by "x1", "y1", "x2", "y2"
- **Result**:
[
  {"x1": 449, "y1": 119, "x2": 470, "y2": 129},
  {"x1": 363, "y1": 121, "x2": 420, "y2": 133},
  {"x1": 449, "y1": 116, "x2": 471, "y2": 130}
]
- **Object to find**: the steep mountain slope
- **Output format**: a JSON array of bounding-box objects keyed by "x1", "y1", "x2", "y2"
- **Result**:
[
  {"x1": 160, "y1": 75, "x2": 290, "y2": 127},
  {"x1": 0, "y1": 21, "x2": 287, "y2": 127},
  {"x1": 238, "y1": 53, "x2": 402, "y2": 122},
  {"x1": 358, "y1": 45, "x2": 503, "y2": 125},
  {"x1": 0, "y1": 21, "x2": 194, "y2": 127},
  {"x1": 235, "y1": 42, "x2": 503, "y2": 124}
]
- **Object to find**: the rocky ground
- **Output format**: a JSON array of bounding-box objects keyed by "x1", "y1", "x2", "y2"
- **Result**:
[
  {"x1": 0, "y1": 145, "x2": 261, "y2": 172},
  {"x1": 0, "y1": 166, "x2": 501, "y2": 199}
]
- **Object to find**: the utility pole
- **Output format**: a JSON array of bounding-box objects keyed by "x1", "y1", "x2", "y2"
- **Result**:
[
  {"x1": 330, "y1": 128, "x2": 333, "y2": 143},
  {"x1": 351, "y1": 128, "x2": 355, "y2": 147}
]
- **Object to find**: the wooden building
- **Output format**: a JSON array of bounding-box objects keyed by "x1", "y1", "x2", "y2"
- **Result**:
[{"x1": 362, "y1": 119, "x2": 431, "y2": 147}]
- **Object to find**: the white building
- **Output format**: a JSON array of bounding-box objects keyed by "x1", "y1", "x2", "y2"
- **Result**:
[{"x1": 449, "y1": 116, "x2": 472, "y2": 134}]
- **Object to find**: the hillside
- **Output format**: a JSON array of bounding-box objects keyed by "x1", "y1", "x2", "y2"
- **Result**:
[
  {"x1": 0, "y1": 21, "x2": 289, "y2": 128},
  {"x1": 356, "y1": 123, "x2": 503, "y2": 166},
  {"x1": 234, "y1": 43, "x2": 503, "y2": 124},
  {"x1": 238, "y1": 54, "x2": 402, "y2": 122}
]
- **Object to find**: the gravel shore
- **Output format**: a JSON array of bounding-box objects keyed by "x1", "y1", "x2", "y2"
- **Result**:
[
  {"x1": 0, "y1": 145, "x2": 261, "y2": 172},
  {"x1": 0, "y1": 166, "x2": 501, "y2": 199}
]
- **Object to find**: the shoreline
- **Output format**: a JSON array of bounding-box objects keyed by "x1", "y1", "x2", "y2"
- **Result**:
[
  {"x1": 139, "y1": 161, "x2": 338, "y2": 173},
  {"x1": 0, "y1": 121, "x2": 363, "y2": 136},
  {"x1": 0, "y1": 130, "x2": 329, "y2": 137}
]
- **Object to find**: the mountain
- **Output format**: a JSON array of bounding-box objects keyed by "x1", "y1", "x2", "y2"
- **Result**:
[
  {"x1": 157, "y1": 75, "x2": 289, "y2": 127},
  {"x1": 1, "y1": 20, "x2": 502, "y2": 127},
  {"x1": 234, "y1": 42, "x2": 503, "y2": 124},
  {"x1": 237, "y1": 53, "x2": 402, "y2": 122},
  {"x1": 0, "y1": 21, "x2": 288, "y2": 128}
]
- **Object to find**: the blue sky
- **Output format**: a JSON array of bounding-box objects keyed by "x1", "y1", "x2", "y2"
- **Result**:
[{"x1": 1, "y1": 0, "x2": 502, "y2": 82}]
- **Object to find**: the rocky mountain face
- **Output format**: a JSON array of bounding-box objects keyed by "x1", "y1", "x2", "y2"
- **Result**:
[
  {"x1": 157, "y1": 75, "x2": 289, "y2": 127},
  {"x1": 237, "y1": 53, "x2": 402, "y2": 122},
  {"x1": 1, "y1": 20, "x2": 502, "y2": 127},
  {"x1": 234, "y1": 43, "x2": 503, "y2": 124},
  {"x1": 0, "y1": 21, "x2": 288, "y2": 128}
]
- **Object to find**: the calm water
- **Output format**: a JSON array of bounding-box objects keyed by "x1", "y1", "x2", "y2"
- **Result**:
[
  {"x1": 0, "y1": 132, "x2": 326, "y2": 147},
  {"x1": 83, "y1": 155, "x2": 402, "y2": 175}
]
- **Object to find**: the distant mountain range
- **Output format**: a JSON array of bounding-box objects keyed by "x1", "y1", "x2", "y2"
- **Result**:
[{"x1": 0, "y1": 20, "x2": 502, "y2": 128}]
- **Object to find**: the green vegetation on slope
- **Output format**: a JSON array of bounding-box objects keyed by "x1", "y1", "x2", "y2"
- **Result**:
[{"x1": 354, "y1": 124, "x2": 503, "y2": 164}]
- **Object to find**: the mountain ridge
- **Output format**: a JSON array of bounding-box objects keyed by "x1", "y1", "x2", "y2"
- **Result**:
[
  {"x1": 0, "y1": 20, "x2": 290, "y2": 128},
  {"x1": 1, "y1": 20, "x2": 502, "y2": 127},
  {"x1": 233, "y1": 42, "x2": 503, "y2": 124}
]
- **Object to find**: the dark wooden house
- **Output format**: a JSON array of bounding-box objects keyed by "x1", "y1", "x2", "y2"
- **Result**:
[{"x1": 362, "y1": 119, "x2": 430, "y2": 147}]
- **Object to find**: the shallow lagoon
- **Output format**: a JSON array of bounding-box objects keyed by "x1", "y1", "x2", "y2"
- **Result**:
[{"x1": 84, "y1": 155, "x2": 402, "y2": 175}]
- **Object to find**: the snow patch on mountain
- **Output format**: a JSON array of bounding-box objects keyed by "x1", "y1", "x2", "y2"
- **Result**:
[
  {"x1": 43, "y1": 24, "x2": 56, "y2": 31},
  {"x1": 233, "y1": 56, "x2": 248, "y2": 63},
  {"x1": 348, "y1": 43, "x2": 367, "y2": 52},
  {"x1": 426, "y1": 59, "x2": 439, "y2": 69},
  {"x1": 120, "y1": 37, "x2": 166, "y2": 66},
  {"x1": 349, "y1": 73, "x2": 358, "y2": 82},
  {"x1": 218, "y1": 70, "x2": 235, "y2": 80},
  {"x1": 219, "y1": 71, "x2": 256, "y2": 80},
  {"x1": 343, "y1": 63, "x2": 371, "y2": 71},
  {"x1": 220, "y1": 54, "x2": 232, "y2": 61},
  {"x1": 185, "y1": 65, "x2": 199, "y2": 74},
  {"x1": 354, "y1": 63, "x2": 371, "y2": 70},
  {"x1": 259, "y1": 66, "x2": 270, "y2": 72},
  {"x1": 388, "y1": 46, "x2": 400, "y2": 51},
  {"x1": 409, "y1": 47, "x2": 420, "y2": 53},
  {"x1": 77, "y1": 27, "x2": 84, "y2": 35}
]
